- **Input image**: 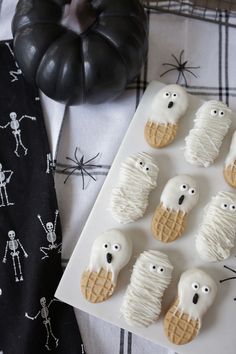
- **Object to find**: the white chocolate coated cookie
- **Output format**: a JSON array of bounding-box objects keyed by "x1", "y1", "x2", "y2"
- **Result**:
[
  {"x1": 120, "y1": 250, "x2": 173, "y2": 327},
  {"x1": 224, "y1": 131, "x2": 236, "y2": 187},
  {"x1": 110, "y1": 152, "x2": 159, "y2": 224},
  {"x1": 184, "y1": 100, "x2": 232, "y2": 167},
  {"x1": 164, "y1": 268, "x2": 217, "y2": 345},
  {"x1": 196, "y1": 191, "x2": 236, "y2": 262},
  {"x1": 81, "y1": 229, "x2": 132, "y2": 303},
  {"x1": 152, "y1": 175, "x2": 199, "y2": 242},
  {"x1": 145, "y1": 84, "x2": 189, "y2": 148}
]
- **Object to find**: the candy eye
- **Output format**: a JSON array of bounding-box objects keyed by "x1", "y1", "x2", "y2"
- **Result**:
[
  {"x1": 202, "y1": 286, "x2": 210, "y2": 294},
  {"x1": 180, "y1": 184, "x2": 189, "y2": 191},
  {"x1": 221, "y1": 203, "x2": 228, "y2": 210},
  {"x1": 144, "y1": 164, "x2": 150, "y2": 172},
  {"x1": 103, "y1": 243, "x2": 110, "y2": 249},
  {"x1": 149, "y1": 264, "x2": 157, "y2": 272},
  {"x1": 219, "y1": 110, "x2": 225, "y2": 117},
  {"x1": 230, "y1": 204, "x2": 236, "y2": 211},
  {"x1": 210, "y1": 109, "x2": 218, "y2": 116},
  {"x1": 192, "y1": 282, "x2": 200, "y2": 290},
  {"x1": 157, "y1": 266, "x2": 165, "y2": 274},
  {"x1": 139, "y1": 161, "x2": 143, "y2": 166},
  {"x1": 112, "y1": 244, "x2": 121, "y2": 252},
  {"x1": 189, "y1": 188, "x2": 196, "y2": 195},
  {"x1": 172, "y1": 93, "x2": 178, "y2": 98},
  {"x1": 164, "y1": 92, "x2": 170, "y2": 98}
]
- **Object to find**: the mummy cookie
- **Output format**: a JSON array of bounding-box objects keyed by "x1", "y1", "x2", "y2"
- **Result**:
[
  {"x1": 120, "y1": 250, "x2": 173, "y2": 327},
  {"x1": 184, "y1": 100, "x2": 232, "y2": 167},
  {"x1": 81, "y1": 229, "x2": 132, "y2": 303},
  {"x1": 224, "y1": 131, "x2": 236, "y2": 187},
  {"x1": 164, "y1": 268, "x2": 217, "y2": 345},
  {"x1": 145, "y1": 84, "x2": 189, "y2": 148},
  {"x1": 152, "y1": 175, "x2": 199, "y2": 242},
  {"x1": 196, "y1": 191, "x2": 236, "y2": 262},
  {"x1": 110, "y1": 152, "x2": 159, "y2": 224}
]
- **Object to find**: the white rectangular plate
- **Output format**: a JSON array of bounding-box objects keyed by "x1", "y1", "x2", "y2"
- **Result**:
[{"x1": 56, "y1": 81, "x2": 236, "y2": 354}]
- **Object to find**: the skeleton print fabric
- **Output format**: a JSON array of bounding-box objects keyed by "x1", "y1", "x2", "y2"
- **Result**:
[{"x1": 0, "y1": 41, "x2": 84, "y2": 353}]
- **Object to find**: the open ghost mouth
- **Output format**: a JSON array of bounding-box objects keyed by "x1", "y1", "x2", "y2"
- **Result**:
[
  {"x1": 106, "y1": 253, "x2": 113, "y2": 264},
  {"x1": 168, "y1": 101, "x2": 174, "y2": 109},
  {"x1": 192, "y1": 293, "x2": 199, "y2": 304},
  {"x1": 178, "y1": 195, "x2": 185, "y2": 205}
]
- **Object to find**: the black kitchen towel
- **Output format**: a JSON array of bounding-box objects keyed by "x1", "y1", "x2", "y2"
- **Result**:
[{"x1": 0, "y1": 40, "x2": 85, "y2": 354}]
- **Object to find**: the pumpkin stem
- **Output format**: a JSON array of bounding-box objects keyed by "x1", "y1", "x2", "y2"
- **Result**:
[{"x1": 61, "y1": 0, "x2": 97, "y2": 34}]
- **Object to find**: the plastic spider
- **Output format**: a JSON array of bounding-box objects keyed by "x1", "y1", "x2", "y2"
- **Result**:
[
  {"x1": 62, "y1": 148, "x2": 102, "y2": 189},
  {"x1": 220, "y1": 263, "x2": 236, "y2": 301},
  {"x1": 160, "y1": 50, "x2": 200, "y2": 86}
]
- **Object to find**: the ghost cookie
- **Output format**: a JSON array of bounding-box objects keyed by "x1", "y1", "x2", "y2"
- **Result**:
[
  {"x1": 224, "y1": 131, "x2": 236, "y2": 187},
  {"x1": 152, "y1": 175, "x2": 199, "y2": 242},
  {"x1": 196, "y1": 191, "x2": 236, "y2": 262},
  {"x1": 110, "y1": 152, "x2": 159, "y2": 224},
  {"x1": 145, "y1": 84, "x2": 189, "y2": 148},
  {"x1": 81, "y1": 229, "x2": 132, "y2": 303},
  {"x1": 164, "y1": 268, "x2": 217, "y2": 345},
  {"x1": 184, "y1": 100, "x2": 232, "y2": 167},
  {"x1": 120, "y1": 250, "x2": 173, "y2": 327}
]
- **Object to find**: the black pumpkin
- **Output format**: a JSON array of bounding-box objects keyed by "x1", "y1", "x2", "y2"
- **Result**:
[{"x1": 12, "y1": 0, "x2": 148, "y2": 105}]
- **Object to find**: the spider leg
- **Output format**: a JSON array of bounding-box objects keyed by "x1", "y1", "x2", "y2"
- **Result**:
[
  {"x1": 82, "y1": 167, "x2": 96, "y2": 181},
  {"x1": 66, "y1": 156, "x2": 78, "y2": 165},
  {"x1": 181, "y1": 71, "x2": 188, "y2": 86},
  {"x1": 171, "y1": 53, "x2": 181, "y2": 66},
  {"x1": 176, "y1": 71, "x2": 182, "y2": 84},
  {"x1": 184, "y1": 68, "x2": 199, "y2": 78},
  {"x1": 179, "y1": 50, "x2": 184, "y2": 63},
  {"x1": 63, "y1": 167, "x2": 78, "y2": 184},
  {"x1": 185, "y1": 65, "x2": 200, "y2": 70},
  {"x1": 224, "y1": 265, "x2": 236, "y2": 274},
  {"x1": 74, "y1": 147, "x2": 81, "y2": 164},
  {"x1": 160, "y1": 68, "x2": 177, "y2": 77},
  {"x1": 162, "y1": 63, "x2": 178, "y2": 68},
  {"x1": 219, "y1": 276, "x2": 236, "y2": 283},
  {"x1": 80, "y1": 167, "x2": 85, "y2": 190},
  {"x1": 84, "y1": 152, "x2": 100, "y2": 164}
]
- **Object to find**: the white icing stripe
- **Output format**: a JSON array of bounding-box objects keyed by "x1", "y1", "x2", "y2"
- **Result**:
[
  {"x1": 184, "y1": 101, "x2": 232, "y2": 167},
  {"x1": 196, "y1": 191, "x2": 236, "y2": 262},
  {"x1": 120, "y1": 250, "x2": 173, "y2": 327},
  {"x1": 225, "y1": 130, "x2": 236, "y2": 167},
  {"x1": 110, "y1": 152, "x2": 159, "y2": 224}
]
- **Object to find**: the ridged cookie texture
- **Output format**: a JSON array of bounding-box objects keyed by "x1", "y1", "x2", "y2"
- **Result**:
[
  {"x1": 81, "y1": 229, "x2": 132, "y2": 303},
  {"x1": 152, "y1": 175, "x2": 199, "y2": 242},
  {"x1": 164, "y1": 268, "x2": 217, "y2": 345},
  {"x1": 145, "y1": 84, "x2": 189, "y2": 148}
]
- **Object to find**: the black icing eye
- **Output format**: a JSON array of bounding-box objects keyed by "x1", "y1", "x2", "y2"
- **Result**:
[
  {"x1": 219, "y1": 110, "x2": 225, "y2": 117},
  {"x1": 192, "y1": 282, "x2": 200, "y2": 290},
  {"x1": 146, "y1": 167, "x2": 149, "y2": 171},
  {"x1": 157, "y1": 266, "x2": 165, "y2": 273},
  {"x1": 211, "y1": 109, "x2": 218, "y2": 116},
  {"x1": 103, "y1": 243, "x2": 109, "y2": 249},
  {"x1": 180, "y1": 184, "x2": 188, "y2": 191},
  {"x1": 189, "y1": 188, "x2": 196, "y2": 195},
  {"x1": 139, "y1": 161, "x2": 143, "y2": 166},
  {"x1": 164, "y1": 92, "x2": 170, "y2": 98},
  {"x1": 112, "y1": 243, "x2": 121, "y2": 252},
  {"x1": 202, "y1": 286, "x2": 210, "y2": 294},
  {"x1": 149, "y1": 264, "x2": 157, "y2": 272},
  {"x1": 172, "y1": 92, "x2": 177, "y2": 98},
  {"x1": 230, "y1": 204, "x2": 236, "y2": 211},
  {"x1": 221, "y1": 203, "x2": 228, "y2": 210}
]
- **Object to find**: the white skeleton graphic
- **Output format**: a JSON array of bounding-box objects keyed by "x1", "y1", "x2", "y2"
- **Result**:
[
  {"x1": 5, "y1": 42, "x2": 22, "y2": 82},
  {"x1": 2, "y1": 230, "x2": 28, "y2": 282},
  {"x1": 25, "y1": 297, "x2": 59, "y2": 351},
  {"x1": 37, "y1": 210, "x2": 62, "y2": 259},
  {"x1": 0, "y1": 163, "x2": 14, "y2": 207},
  {"x1": 46, "y1": 153, "x2": 55, "y2": 174},
  {"x1": 0, "y1": 112, "x2": 36, "y2": 157}
]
